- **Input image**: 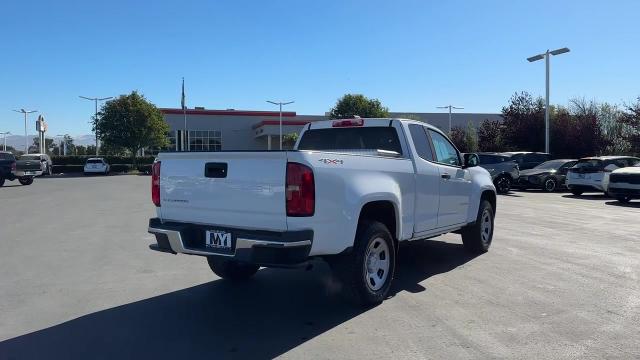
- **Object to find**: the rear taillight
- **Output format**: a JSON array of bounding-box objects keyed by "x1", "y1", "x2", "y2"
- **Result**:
[
  {"x1": 286, "y1": 162, "x2": 315, "y2": 216},
  {"x1": 152, "y1": 161, "x2": 161, "y2": 207},
  {"x1": 11, "y1": 162, "x2": 16, "y2": 172}
]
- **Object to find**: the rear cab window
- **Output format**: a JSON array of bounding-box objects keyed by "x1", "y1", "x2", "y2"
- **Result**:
[{"x1": 297, "y1": 127, "x2": 402, "y2": 155}]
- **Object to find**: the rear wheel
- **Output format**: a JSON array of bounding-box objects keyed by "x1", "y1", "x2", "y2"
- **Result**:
[
  {"x1": 571, "y1": 189, "x2": 584, "y2": 196},
  {"x1": 543, "y1": 177, "x2": 558, "y2": 192},
  {"x1": 207, "y1": 257, "x2": 259, "y2": 281},
  {"x1": 19, "y1": 177, "x2": 33, "y2": 186},
  {"x1": 494, "y1": 175, "x2": 512, "y2": 194},
  {"x1": 461, "y1": 200, "x2": 494, "y2": 254},
  {"x1": 331, "y1": 221, "x2": 396, "y2": 306},
  {"x1": 616, "y1": 195, "x2": 631, "y2": 203}
]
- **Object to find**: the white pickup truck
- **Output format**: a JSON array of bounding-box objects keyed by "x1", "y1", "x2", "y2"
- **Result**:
[{"x1": 148, "y1": 118, "x2": 497, "y2": 305}]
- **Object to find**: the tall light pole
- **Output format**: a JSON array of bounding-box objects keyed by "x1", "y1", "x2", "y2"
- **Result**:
[
  {"x1": 0, "y1": 132, "x2": 10, "y2": 151},
  {"x1": 266, "y1": 100, "x2": 295, "y2": 150},
  {"x1": 527, "y1": 47, "x2": 570, "y2": 153},
  {"x1": 436, "y1": 105, "x2": 464, "y2": 133},
  {"x1": 13, "y1": 109, "x2": 38, "y2": 154},
  {"x1": 80, "y1": 96, "x2": 113, "y2": 155}
]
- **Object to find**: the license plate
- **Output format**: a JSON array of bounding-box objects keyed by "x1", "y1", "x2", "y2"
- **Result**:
[{"x1": 205, "y1": 230, "x2": 233, "y2": 250}]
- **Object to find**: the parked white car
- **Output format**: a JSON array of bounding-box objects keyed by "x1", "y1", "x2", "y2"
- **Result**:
[
  {"x1": 566, "y1": 156, "x2": 640, "y2": 196},
  {"x1": 606, "y1": 164, "x2": 640, "y2": 203},
  {"x1": 83, "y1": 158, "x2": 110, "y2": 175},
  {"x1": 148, "y1": 118, "x2": 497, "y2": 305}
]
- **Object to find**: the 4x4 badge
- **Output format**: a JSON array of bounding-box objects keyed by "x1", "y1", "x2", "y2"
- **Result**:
[{"x1": 319, "y1": 158, "x2": 343, "y2": 165}]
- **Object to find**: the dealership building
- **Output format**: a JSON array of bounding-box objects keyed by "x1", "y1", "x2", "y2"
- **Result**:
[{"x1": 160, "y1": 107, "x2": 502, "y2": 151}]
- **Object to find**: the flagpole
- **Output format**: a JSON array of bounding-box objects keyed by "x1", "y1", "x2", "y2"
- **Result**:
[{"x1": 182, "y1": 77, "x2": 187, "y2": 151}]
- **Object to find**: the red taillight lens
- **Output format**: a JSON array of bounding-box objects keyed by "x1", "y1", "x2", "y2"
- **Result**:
[
  {"x1": 286, "y1": 162, "x2": 315, "y2": 216},
  {"x1": 152, "y1": 161, "x2": 161, "y2": 207},
  {"x1": 332, "y1": 118, "x2": 364, "y2": 127},
  {"x1": 11, "y1": 162, "x2": 16, "y2": 172}
]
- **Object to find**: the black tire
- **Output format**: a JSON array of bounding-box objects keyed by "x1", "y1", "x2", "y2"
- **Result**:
[
  {"x1": 19, "y1": 177, "x2": 33, "y2": 186},
  {"x1": 207, "y1": 256, "x2": 259, "y2": 281},
  {"x1": 0, "y1": 177, "x2": 4, "y2": 187},
  {"x1": 571, "y1": 189, "x2": 583, "y2": 196},
  {"x1": 461, "y1": 200, "x2": 494, "y2": 254},
  {"x1": 494, "y1": 175, "x2": 512, "y2": 194},
  {"x1": 616, "y1": 195, "x2": 631, "y2": 203},
  {"x1": 331, "y1": 221, "x2": 396, "y2": 306},
  {"x1": 542, "y1": 177, "x2": 557, "y2": 192}
]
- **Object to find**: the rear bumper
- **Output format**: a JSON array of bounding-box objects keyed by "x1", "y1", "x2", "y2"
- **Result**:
[
  {"x1": 13, "y1": 170, "x2": 42, "y2": 177},
  {"x1": 608, "y1": 186, "x2": 640, "y2": 198},
  {"x1": 567, "y1": 184, "x2": 603, "y2": 192},
  {"x1": 147, "y1": 218, "x2": 313, "y2": 266}
]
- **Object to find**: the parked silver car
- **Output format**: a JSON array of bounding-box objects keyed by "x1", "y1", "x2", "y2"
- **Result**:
[{"x1": 477, "y1": 153, "x2": 520, "y2": 194}]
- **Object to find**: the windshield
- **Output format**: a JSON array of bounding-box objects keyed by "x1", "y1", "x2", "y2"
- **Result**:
[
  {"x1": 20, "y1": 155, "x2": 41, "y2": 161},
  {"x1": 573, "y1": 159, "x2": 602, "y2": 170},
  {"x1": 86, "y1": 159, "x2": 104, "y2": 164},
  {"x1": 534, "y1": 160, "x2": 566, "y2": 170}
]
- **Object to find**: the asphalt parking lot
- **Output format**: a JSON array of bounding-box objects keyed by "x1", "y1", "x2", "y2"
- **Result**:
[{"x1": 1, "y1": 176, "x2": 639, "y2": 359}]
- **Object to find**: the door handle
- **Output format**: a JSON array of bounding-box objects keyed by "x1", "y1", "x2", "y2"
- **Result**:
[{"x1": 441, "y1": 173, "x2": 451, "y2": 180}]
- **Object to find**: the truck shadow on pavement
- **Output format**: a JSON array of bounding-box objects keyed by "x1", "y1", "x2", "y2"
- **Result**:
[{"x1": 0, "y1": 240, "x2": 478, "y2": 360}]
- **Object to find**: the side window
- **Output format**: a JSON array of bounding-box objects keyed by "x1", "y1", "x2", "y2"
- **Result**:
[
  {"x1": 408, "y1": 124, "x2": 434, "y2": 161},
  {"x1": 428, "y1": 130, "x2": 461, "y2": 166}
]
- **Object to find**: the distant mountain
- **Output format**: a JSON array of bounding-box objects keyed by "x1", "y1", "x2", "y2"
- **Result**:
[{"x1": 2, "y1": 134, "x2": 95, "y2": 150}]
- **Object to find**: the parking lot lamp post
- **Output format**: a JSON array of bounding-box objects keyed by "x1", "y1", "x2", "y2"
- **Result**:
[
  {"x1": 56, "y1": 134, "x2": 66, "y2": 156},
  {"x1": 527, "y1": 47, "x2": 570, "y2": 153},
  {"x1": 12, "y1": 109, "x2": 37, "y2": 154},
  {"x1": 267, "y1": 100, "x2": 294, "y2": 150},
  {"x1": 436, "y1": 105, "x2": 463, "y2": 134},
  {"x1": 0, "y1": 132, "x2": 10, "y2": 151},
  {"x1": 79, "y1": 96, "x2": 113, "y2": 156}
]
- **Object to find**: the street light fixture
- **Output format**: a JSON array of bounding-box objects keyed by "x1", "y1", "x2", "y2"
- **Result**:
[
  {"x1": 79, "y1": 96, "x2": 113, "y2": 155},
  {"x1": 527, "y1": 47, "x2": 570, "y2": 153},
  {"x1": 436, "y1": 105, "x2": 464, "y2": 133},
  {"x1": 0, "y1": 131, "x2": 10, "y2": 151},
  {"x1": 266, "y1": 100, "x2": 295, "y2": 150},
  {"x1": 12, "y1": 109, "x2": 38, "y2": 154}
]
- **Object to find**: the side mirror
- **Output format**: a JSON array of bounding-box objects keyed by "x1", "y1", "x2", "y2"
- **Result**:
[{"x1": 463, "y1": 153, "x2": 479, "y2": 168}]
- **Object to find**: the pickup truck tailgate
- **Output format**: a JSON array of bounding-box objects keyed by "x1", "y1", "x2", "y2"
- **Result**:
[{"x1": 157, "y1": 152, "x2": 288, "y2": 230}]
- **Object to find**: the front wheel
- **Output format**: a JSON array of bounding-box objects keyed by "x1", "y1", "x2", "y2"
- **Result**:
[
  {"x1": 461, "y1": 200, "x2": 494, "y2": 254},
  {"x1": 19, "y1": 177, "x2": 34, "y2": 186},
  {"x1": 332, "y1": 221, "x2": 396, "y2": 306},
  {"x1": 207, "y1": 257, "x2": 259, "y2": 281},
  {"x1": 543, "y1": 177, "x2": 558, "y2": 192},
  {"x1": 494, "y1": 175, "x2": 512, "y2": 194}
]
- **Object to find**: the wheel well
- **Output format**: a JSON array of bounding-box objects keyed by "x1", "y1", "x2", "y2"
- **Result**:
[
  {"x1": 358, "y1": 201, "x2": 397, "y2": 240},
  {"x1": 481, "y1": 190, "x2": 497, "y2": 214}
]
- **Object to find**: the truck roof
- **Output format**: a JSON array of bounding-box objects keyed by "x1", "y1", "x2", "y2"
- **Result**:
[{"x1": 307, "y1": 117, "x2": 442, "y2": 133}]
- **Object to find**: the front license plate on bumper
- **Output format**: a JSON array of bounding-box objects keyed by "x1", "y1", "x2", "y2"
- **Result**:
[{"x1": 205, "y1": 230, "x2": 234, "y2": 252}]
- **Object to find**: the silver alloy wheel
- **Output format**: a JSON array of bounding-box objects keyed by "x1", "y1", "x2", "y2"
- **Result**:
[
  {"x1": 481, "y1": 209, "x2": 492, "y2": 245},
  {"x1": 544, "y1": 178, "x2": 556, "y2": 192},
  {"x1": 363, "y1": 237, "x2": 390, "y2": 291},
  {"x1": 496, "y1": 176, "x2": 510, "y2": 193}
]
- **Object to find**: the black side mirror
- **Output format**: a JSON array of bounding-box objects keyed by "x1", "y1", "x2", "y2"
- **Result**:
[{"x1": 463, "y1": 153, "x2": 479, "y2": 168}]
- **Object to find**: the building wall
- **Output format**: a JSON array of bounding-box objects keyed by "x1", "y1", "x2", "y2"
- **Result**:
[{"x1": 161, "y1": 109, "x2": 502, "y2": 151}]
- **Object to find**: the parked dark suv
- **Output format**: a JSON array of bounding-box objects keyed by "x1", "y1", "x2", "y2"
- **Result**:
[
  {"x1": 502, "y1": 152, "x2": 552, "y2": 170},
  {"x1": 477, "y1": 153, "x2": 520, "y2": 194}
]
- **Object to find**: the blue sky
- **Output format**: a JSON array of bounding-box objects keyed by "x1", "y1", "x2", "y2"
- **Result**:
[{"x1": 1, "y1": 0, "x2": 638, "y2": 136}]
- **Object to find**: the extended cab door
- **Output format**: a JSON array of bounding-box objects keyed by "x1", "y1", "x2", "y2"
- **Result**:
[
  {"x1": 427, "y1": 129, "x2": 472, "y2": 227},
  {"x1": 407, "y1": 124, "x2": 440, "y2": 233}
]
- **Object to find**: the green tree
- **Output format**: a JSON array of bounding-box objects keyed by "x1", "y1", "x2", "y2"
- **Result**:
[
  {"x1": 477, "y1": 119, "x2": 504, "y2": 152},
  {"x1": 282, "y1": 133, "x2": 298, "y2": 149},
  {"x1": 501, "y1": 92, "x2": 545, "y2": 152},
  {"x1": 464, "y1": 121, "x2": 478, "y2": 152},
  {"x1": 449, "y1": 126, "x2": 468, "y2": 152},
  {"x1": 95, "y1": 91, "x2": 169, "y2": 165},
  {"x1": 620, "y1": 97, "x2": 640, "y2": 155},
  {"x1": 328, "y1": 94, "x2": 389, "y2": 119}
]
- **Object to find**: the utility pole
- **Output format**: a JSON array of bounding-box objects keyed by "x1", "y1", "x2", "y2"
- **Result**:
[
  {"x1": 266, "y1": 100, "x2": 295, "y2": 150},
  {"x1": 13, "y1": 109, "x2": 37, "y2": 154},
  {"x1": 436, "y1": 105, "x2": 463, "y2": 133},
  {"x1": 527, "y1": 47, "x2": 570, "y2": 153},
  {"x1": 80, "y1": 96, "x2": 113, "y2": 155}
]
